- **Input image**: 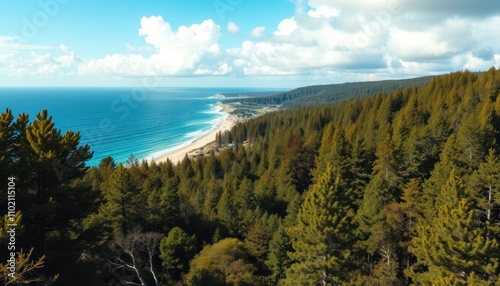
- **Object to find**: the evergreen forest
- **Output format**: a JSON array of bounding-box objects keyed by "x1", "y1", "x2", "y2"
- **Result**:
[{"x1": 1, "y1": 68, "x2": 500, "y2": 285}]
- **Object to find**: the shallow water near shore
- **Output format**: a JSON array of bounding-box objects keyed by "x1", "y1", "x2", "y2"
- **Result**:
[{"x1": 0, "y1": 87, "x2": 270, "y2": 166}]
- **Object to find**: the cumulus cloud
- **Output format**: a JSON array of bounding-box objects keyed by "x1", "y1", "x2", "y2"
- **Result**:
[
  {"x1": 307, "y1": 6, "x2": 339, "y2": 18},
  {"x1": 3, "y1": 0, "x2": 500, "y2": 84},
  {"x1": 229, "y1": 5, "x2": 388, "y2": 76},
  {"x1": 250, "y1": 26, "x2": 266, "y2": 38},
  {"x1": 227, "y1": 22, "x2": 240, "y2": 34},
  {"x1": 0, "y1": 42, "x2": 79, "y2": 78},
  {"x1": 387, "y1": 18, "x2": 474, "y2": 61},
  {"x1": 79, "y1": 16, "x2": 224, "y2": 76},
  {"x1": 239, "y1": 0, "x2": 500, "y2": 79},
  {"x1": 274, "y1": 18, "x2": 298, "y2": 36},
  {"x1": 307, "y1": 0, "x2": 500, "y2": 17},
  {"x1": 194, "y1": 63, "x2": 232, "y2": 75}
]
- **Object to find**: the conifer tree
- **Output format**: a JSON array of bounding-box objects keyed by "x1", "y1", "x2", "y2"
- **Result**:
[
  {"x1": 216, "y1": 187, "x2": 239, "y2": 236},
  {"x1": 355, "y1": 172, "x2": 395, "y2": 256},
  {"x1": 315, "y1": 126, "x2": 369, "y2": 207},
  {"x1": 285, "y1": 164, "x2": 356, "y2": 285},
  {"x1": 397, "y1": 179, "x2": 424, "y2": 247},
  {"x1": 266, "y1": 226, "x2": 292, "y2": 285},
  {"x1": 146, "y1": 181, "x2": 180, "y2": 233},
  {"x1": 373, "y1": 133, "x2": 400, "y2": 188},
  {"x1": 407, "y1": 174, "x2": 499, "y2": 284},
  {"x1": 0, "y1": 110, "x2": 95, "y2": 283},
  {"x1": 469, "y1": 149, "x2": 500, "y2": 239},
  {"x1": 159, "y1": 227, "x2": 197, "y2": 281},
  {"x1": 244, "y1": 220, "x2": 271, "y2": 275},
  {"x1": 421, "y1": 161, "x2": 454, "y2": 222},
  {"x1": 443, "y1": 115, "x2": 489, "y2": 172},
  {"x1": 86, "y1": 164, "x2": 140, "y2": 238},
  {"x1": 17, "y1": 110, "x2": 93, "y2": 250},
  {"x1": 0, "y1": 109, "x2": 14, "y2": 180}
]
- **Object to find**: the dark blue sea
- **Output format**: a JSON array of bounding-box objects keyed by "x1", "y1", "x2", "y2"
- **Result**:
[{"x1": 0, "y1": 87, "x2": 276, "y2": 166}]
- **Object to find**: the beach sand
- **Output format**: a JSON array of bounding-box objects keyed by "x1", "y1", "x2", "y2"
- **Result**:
[{"x1": 151, "y1": 103, "x2": 237, "y2": 164}]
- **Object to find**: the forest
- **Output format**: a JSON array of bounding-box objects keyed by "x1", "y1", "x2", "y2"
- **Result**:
[
  {"x1": 225, "y1": 75, "x2": 435, "y2": 109},
  {"x1": 1, "y1": 68, "x2": 500, "y2": 285}
]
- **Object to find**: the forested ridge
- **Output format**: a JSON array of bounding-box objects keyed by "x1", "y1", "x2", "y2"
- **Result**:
[
  {"x1": 2, "y1": 68, "x2": 500, "y2": 285},
  {"x1": 225, "y1": 75, "x2": 435, "y2": 109}
]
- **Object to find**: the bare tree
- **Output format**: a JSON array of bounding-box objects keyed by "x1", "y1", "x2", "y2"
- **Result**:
[{"x1": 108, "y1": 228, "x2": 163, "y2": 286}]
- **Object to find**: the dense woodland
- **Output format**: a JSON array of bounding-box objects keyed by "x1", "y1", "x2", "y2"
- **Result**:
[
  {"x1": 225, "y1": 75, "x2": 435, "y2": 109},
  {"x1": 1, "y1": 68, "x2": 500, "y2": 285}
]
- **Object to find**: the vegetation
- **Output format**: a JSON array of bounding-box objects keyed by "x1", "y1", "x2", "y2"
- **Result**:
[
  {"x1": 225, "y1": 75, "x2": 435, "y2": 109},
  {"x1": 1, "y1": 68, "x2": 500, "y2": 285}
]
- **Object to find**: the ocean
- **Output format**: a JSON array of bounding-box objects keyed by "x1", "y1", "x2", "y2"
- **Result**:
[{"x1": 0, "y1": 87, "x2": 277, "y2": 166}]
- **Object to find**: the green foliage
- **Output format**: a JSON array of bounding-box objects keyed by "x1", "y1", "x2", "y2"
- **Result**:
[
  {"x1": 285, "y1": 164, "x2": 356, "y2": 285},
  {"x1": 146, "y1": 181, "x2": 181, "y2": 233},
  {"x1": 5, "y1": 69, "x2": 500, "y2": 284},
  {"x1": 90, "y1": 164, "x2": 141, "y2": 237},
  {"x1": 159, "y1": 227, "x2": 197, "y2": 281},
  {"x1": 0, "y1": 109, "x2": 95, "y2": 285},
  {"x1": 244, "y1": 220, "x2": 270, "y2": 263},
  {"x1": 408, "y1": 175, "x2": 499, "y2": 285},
  {"x1": 469, "y1": 149, "x2": 500, "y2": 238},
  {"x1": 226, "y1": 76, "x2": 434, "y2": 109},
  {"x1": 266, "y1": 226, "x2": 292, "y2": 285},
  {"x1": 355, "y1": 172, "x2": 396, "y2": 255},
  {"x1": 186, "y1": 238, "x2": 257, "y2": 286}
]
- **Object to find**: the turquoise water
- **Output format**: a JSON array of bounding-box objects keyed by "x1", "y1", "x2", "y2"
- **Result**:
[{"x1": 0, "y1": 87, "x2": 272, "y2": 166}]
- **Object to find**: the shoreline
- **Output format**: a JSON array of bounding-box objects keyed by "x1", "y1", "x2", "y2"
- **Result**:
[{"x1": 150, "y1": 102, "x2": 237, "y2": 164}]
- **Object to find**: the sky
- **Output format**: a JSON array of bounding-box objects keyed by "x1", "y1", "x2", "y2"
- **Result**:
[{"x1": 1, "y1": 0, "x2": 500, "y2": 88}]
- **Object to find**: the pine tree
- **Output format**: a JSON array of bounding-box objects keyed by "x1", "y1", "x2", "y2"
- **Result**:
[
  {"x1": 216, "y1": 187, "x2": 239, "y2": 236},
  {"x1": 355, "y1": 172, "x2": 395, "y2": 255},
  {"x1": 17, "y1": 110, "x2": 93, "y2": 250},
  {"x1": 159, "y1": 227, "x2": 196, "y2": 281},
  {"x1": 407, "y1": 174, "x2": 499, "y2": 284},
  {"x1": 469, "y1": 149, "x2": 500, "y2": 239},
  {"x1": 315, "y1": 127, "x2": 369, "y2": 208},
  {"x1": 397, "y1": 179, "x2": 424, "y2": 253},
  {"x1": 0, "y1": 109, "x2": 14, "y2": 180},
  {"x1": 373, "y1": 133, "x2": 400, "y2": 188},
  {"x1": 244, "y1": 220, "x2": 271, "y2": 275},
  {"x1": 87, "y1": 164, "x2": 140, "y2": 238},
  {"x1": 146, "y1": 181, "x2": 180, "y2": 233},
  {"x1": 421, "y1": 161, "x2": 454, "y2": 222},
  {"x1": 285, "y1": 164, "x2": 356, "y2": 285},
  {"x1": 444, "y1": 115, "x2": 490, "y2": 172},
  {"x1": 266, "y1": 226, "x2": 292, "y2": 285}
]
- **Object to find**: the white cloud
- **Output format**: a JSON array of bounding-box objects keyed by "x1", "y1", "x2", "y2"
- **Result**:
[
  {"x1": 306, "y1": 0, "x2": 500, "y2": 17},
  {"x1": 274, "y1": 18, "x2": 298, "y2": 36},
  {"x1": 0, "y1": 41, "x2": 79, "y2": 79},
  {"x1": 227, "y1": 22, "x2": 240, "y2": 34},
  {"x1": 224, "y1": 0, "x2": 500, "y2": 80},
  {"x1": 194, "y1": 63, "x2": 232, "y2": 75},
  {"x1": 462, "y1": 54, "x2": 495, "y2": 71},
  {"x1": 250, "y1": 26, "x2": 266, "y2": 38},
  {"x1": 79, "y1": 16, "x2": 224, "y2": 76},
  {"x1": 307, "y1": 6, "x2": 339, "y2": 18},
  {"x1": 0, "y1": 36, "x2": 54, "y2": 51},
  {"x1": 230, "y1": 6, "x2": 386, "y2": 76},
  {"x1": 2, "y1": 0, "x2": 500, "y2": 86},
  {"x1": 387, "y1": 18, "x2": 473, "y2": 61}
]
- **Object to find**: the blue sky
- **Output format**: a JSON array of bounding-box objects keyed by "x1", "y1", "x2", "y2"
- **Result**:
[{"x1": 1, "y1": 0, "x2": 500, "y2": 88}]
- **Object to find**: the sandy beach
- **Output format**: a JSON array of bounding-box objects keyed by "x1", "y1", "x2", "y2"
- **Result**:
[{"x1": 151, "y1": 102, "x2": 237, "y2": 164}]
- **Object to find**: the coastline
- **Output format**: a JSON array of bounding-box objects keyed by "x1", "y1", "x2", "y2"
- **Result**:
[{"x1": 151, "y1": 102, "x2": 237, "y2": 164}]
